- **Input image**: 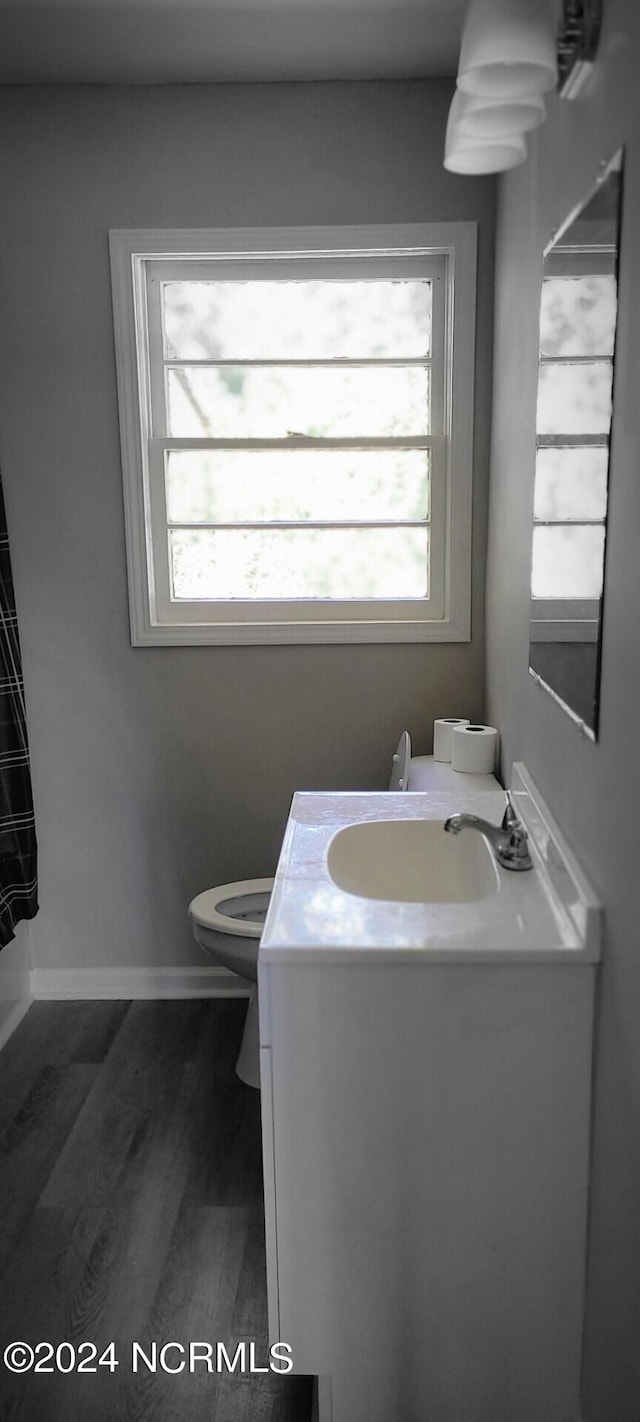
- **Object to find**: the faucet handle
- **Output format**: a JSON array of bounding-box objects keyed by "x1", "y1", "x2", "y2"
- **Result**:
[
  {"x1": 501, "y1": 791, "x2": 519, "y2": 831},
  {"x1": 499, "y1": 792, "x2": 533, "y2": 869}
]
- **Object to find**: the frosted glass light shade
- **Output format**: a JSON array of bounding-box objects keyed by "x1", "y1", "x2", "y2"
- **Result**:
[
  {"x1": 444, "y1": 136, "x2": 527, "y2": 174},
  {"x1": 458, "y1": 0, "x2": 557, "y2": 99},
  {"x1": 444, "y1": 92, "x2": 527, "y2": 173},
  {"x1": 456, "y1": 92, "x2": 546, "y2": 139}
]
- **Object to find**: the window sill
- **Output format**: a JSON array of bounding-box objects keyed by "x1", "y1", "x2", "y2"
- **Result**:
[{"x1": 129, "y1": 612, "x2": 471, "y2": 647}]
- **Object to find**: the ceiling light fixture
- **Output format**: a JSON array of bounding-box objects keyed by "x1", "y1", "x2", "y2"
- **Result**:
[
  {"x1": 445, "y1": 0, "x2": 603, "y2": 174},
  {"x1": 557, "y1": 0, "x2": 602, "y2": 98},
  {"x1": 457, "y1": 0, "x2": 558, "y2": 100},
  {"x1": 455, "y1": 92, "x2": 547, "y2": 139},
  {"x1": 444, "y1": 94, "x2": 528, "y2": 174}
]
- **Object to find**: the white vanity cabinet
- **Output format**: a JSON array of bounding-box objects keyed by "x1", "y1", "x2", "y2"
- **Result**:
[{"x1": 259, "y1": 773, "x2": 600, "y2": 1422}]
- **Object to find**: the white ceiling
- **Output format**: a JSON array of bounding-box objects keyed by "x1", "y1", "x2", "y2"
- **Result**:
[{"x1": 0, "y1": 0, "x2": 466, "y2": 85}]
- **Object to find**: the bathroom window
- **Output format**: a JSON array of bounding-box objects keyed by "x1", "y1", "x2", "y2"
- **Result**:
[{"x1": 110, "y1": 225, "x2": 476, "y2": 645}]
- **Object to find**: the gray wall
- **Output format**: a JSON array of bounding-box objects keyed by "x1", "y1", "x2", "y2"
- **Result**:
[
  {"x1": 0, "y1": 81, "x2": 495, "y2": 973},
  {"x1": 485, "y1": 2, "x2": 640, "y2": 1414}
]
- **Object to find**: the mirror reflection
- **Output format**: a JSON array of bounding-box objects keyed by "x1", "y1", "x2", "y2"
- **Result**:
[{"x1": 528, "y1": 149, "x2": 624, "y2": 737}]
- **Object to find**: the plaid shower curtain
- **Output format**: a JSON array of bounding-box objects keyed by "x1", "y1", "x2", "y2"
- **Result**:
[{"x1": 0, "y1": 474, "x2": 38, "y2": 948}]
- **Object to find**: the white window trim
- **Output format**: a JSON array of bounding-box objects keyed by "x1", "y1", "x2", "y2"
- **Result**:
[
  {"x1": 529, "y1": 604, "x2": 600, "y2": 642},
  {"x1": 109, "y1": 224, "x2": 477, "y2": 647}
]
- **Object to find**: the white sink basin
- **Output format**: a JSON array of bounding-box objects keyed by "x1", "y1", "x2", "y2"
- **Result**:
[
  {"x1": 327, "y1": 818, "x2": 500, "y2": 904},
  {"x1": 261, "y1": 769, "x2": 602, "y2": 962}
]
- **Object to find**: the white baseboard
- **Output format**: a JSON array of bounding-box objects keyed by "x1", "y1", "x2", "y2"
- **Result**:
[
  {"x1": 30, "y1": 965, "x2": 251, "y2": 1001},
  {"x1": 0, "y1": 992, "x2": 34, "y2": 1052}
]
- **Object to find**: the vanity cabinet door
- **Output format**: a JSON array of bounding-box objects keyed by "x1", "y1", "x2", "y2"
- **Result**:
[{"x1": 260, "y1": 958, "x2": 594, "y2": 1422}]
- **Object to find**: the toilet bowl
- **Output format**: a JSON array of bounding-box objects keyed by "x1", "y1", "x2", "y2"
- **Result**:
[
  {"x1": 188, "y1": 735, "x2": 420, "y2": 1089},
  {"x1": 188, "y1": 878, "x2": 274, "y2": 1089}
]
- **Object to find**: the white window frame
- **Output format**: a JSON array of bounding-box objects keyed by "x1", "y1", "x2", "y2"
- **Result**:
[{"x1": 109, "y1": 224, "x2": 476, "y2": 647}]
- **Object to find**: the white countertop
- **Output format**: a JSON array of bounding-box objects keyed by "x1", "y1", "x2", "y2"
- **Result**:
[{"x1": 260, "y1": 771, "x2": 601, "y2": 965}]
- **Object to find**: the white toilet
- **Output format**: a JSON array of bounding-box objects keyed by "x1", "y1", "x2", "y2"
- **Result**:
[
  {"x1": 187, "y1": 737, "x2": 416, "y2": 1089},
  {"x1": 188, "y1": 878, "x2": 273, "y2": 1089},
  {"x1": 188, "y1": 730, "x2": 498, "y2": 1090}
]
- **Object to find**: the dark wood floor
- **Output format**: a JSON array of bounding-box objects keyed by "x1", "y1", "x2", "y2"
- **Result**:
[{"x1": 0, "y1": 999, "x2": 313, "y2": 1421}]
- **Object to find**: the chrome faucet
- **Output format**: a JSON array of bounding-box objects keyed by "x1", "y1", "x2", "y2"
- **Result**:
[{"x1": 444, "y1": 793, "x2": 533, "y2": 871}]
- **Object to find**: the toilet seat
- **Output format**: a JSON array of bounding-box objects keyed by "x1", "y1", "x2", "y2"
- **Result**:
[
  {"x1": 189, "y1": 877, "x2": 275, "y2": 1091},
  {"x1": 389, "y1": 730, "x2": 411, "y2": 790},
  {"x1": 189, "y1": 878, "x2": 274, "y2": 938}
]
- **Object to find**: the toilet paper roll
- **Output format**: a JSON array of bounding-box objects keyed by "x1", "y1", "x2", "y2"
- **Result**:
[
  {"x1": 433, "y1": 717, "x2": 470, "y2": 762},
  {"x1": 451, "y1": 724, "x2": 498, "y2": 775}
]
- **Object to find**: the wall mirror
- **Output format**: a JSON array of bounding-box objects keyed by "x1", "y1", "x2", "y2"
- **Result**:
[{"x1": 528, "y1": 148, "x2": 624, "y2": 739}]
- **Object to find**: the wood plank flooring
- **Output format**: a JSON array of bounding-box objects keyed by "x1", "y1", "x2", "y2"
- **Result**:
[{"x1": 0, "y1": 1000, "x2": 313, "y2": 1421}]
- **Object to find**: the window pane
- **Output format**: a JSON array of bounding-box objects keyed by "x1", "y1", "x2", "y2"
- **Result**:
[
  {"x1": 170, "y1": 527, "x2": 429, "y2": 600},
  {"x1": 536, "y1": 361, "x2": 613, "y2": 435},
  {"x1": 166, "y1": 365, "x2": 429, "y2": 438},
  {"x1": 534, "y1": 447, "x2": 609, "y2": 521},
  {"x1": 539, "y1": 275, "x2": 617, "y2": 357},
  {"x1": 166, "y1": 450, "x2": 429, "y2": 524},
  {"x1": 162, "y1": 279, "x2": 432, "y2": 360},
  {"x1": 531, "y1": 525, "x2": 605, "y2": 599}
]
